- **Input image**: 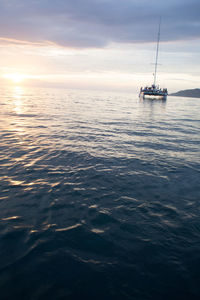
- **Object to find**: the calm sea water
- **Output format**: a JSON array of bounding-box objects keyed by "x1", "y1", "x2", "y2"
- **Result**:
[{"x1": 0, "y1": 86, "x2": 200, "y2": 300}]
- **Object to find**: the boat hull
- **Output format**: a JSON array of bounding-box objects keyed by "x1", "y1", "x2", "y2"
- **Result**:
[{"x1": 139, "y1": 91, "x2": 167, "y2": 100}]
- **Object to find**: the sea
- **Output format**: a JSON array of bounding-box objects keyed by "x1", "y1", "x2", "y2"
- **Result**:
[{"x1": 0, "y1": 86, "x2": 200, "y2": 300}]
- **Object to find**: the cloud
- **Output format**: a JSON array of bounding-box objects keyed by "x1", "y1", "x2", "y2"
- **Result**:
[{"x1": 0, "y1": 0, "x2": 200, "y2": 48}]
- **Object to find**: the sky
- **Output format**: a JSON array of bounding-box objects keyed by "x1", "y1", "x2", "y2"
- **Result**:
[{"x1": 0, "y1": 0, "x2": 200, "y2": 92}]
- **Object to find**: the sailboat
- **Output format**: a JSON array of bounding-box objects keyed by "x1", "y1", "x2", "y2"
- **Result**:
[{"x1": 139, "y1": 20, "x2": 168, "y2": 100}]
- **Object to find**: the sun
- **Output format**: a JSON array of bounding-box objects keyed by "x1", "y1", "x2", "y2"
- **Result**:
[{"x1": 3, "y1": 73, "x2": 27, "y2": 84}]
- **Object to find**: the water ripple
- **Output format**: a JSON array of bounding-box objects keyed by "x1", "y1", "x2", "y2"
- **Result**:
[{"x1": 0, "y1": 87, "x2": 200, "y2": 299}]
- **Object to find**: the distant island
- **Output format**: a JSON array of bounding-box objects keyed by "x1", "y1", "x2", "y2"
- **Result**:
[{"x1": 170, "y1": 88, "x2": 200, "y2": 98}]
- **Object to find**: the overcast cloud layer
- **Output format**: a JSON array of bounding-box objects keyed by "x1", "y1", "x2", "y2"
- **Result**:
[{"x1": 0, "y1": 0, "x2": 200, "y2": 48}]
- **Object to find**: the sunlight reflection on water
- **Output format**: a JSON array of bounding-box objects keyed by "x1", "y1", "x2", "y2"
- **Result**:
[{"x1": 0, "y1": 86, "x2": 200, "y2": 299}]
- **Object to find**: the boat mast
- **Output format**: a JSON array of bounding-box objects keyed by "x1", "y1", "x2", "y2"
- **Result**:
[{"x1": 153, "y1": 18, "x2": 161, "y2": 87}]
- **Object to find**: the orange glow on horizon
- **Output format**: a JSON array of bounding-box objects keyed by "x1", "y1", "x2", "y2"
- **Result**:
[{"x1": 3, "y1": 73, "x2": 28, "y2": 83}]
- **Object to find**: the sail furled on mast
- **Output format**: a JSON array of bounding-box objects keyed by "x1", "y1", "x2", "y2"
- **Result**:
[{"x1": 153, "y1": 18, "x2": 161, "y2": 86}]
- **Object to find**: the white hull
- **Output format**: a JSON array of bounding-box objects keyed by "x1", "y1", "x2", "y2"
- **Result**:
[{"x1": 139, "y1": 91, "x2": 167, "y2": 100}]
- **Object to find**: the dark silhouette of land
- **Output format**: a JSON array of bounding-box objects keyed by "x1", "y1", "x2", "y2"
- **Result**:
[{"x1": 170, "y1": 88, "x2": 200, "y2": 98}]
